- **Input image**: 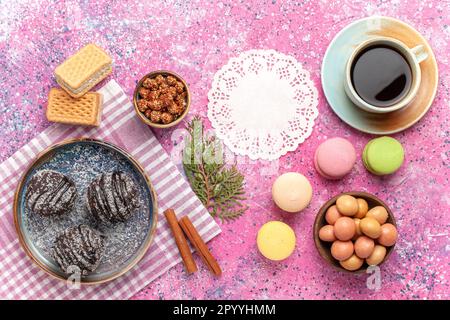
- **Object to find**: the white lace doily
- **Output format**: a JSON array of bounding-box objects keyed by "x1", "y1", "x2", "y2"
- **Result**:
[{"x1": 207, "y1": 49, "x2": 319, "y2": 160}]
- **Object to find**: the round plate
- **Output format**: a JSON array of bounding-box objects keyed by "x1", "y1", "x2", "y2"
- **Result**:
[
  {"x1": 321, "y1": 16, "x2": 438, "y2": 134},
  {"x1": 14, "y1": 138, "x2": 158, "y2": 285}
]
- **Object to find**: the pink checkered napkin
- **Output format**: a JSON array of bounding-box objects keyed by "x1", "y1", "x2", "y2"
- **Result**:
[{"x1": 0, "y1": 80, "x2": 221, "y2": 300}]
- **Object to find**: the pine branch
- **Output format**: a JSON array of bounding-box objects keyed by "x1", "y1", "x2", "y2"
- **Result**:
[{"x1": 182, "y1": 117, "x2": 247, "y2": 221}]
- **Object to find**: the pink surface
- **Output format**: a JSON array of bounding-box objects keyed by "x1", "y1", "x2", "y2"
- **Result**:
[{"x1": 0, "y1": 0, "x2": 449, "y2": 299}]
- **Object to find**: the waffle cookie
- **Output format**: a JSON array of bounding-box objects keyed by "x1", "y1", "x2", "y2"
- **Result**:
[
  {"x1": 54, "y1": 44, "x2": 112, "y2": 98},
  {"x1": 46, "y1": 88, "x2": 103, "y2": 126}
]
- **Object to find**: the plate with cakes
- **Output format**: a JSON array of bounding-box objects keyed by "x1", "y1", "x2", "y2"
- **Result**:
[{"x1": 13, "y1": 138, "x2": 158, "y2": 284}]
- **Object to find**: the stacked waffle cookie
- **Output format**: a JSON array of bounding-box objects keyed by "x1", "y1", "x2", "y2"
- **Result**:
[
  {"x1": 47, "y1": 44, "x2": 112, "y2": 126},
  {"x1": 46, "y1": 89, "x2": 103, "y2": 126}
]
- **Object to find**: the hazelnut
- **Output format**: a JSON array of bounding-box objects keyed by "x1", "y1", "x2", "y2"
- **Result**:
[
  {"x1": 167, "y1": 102, "x2": 184, "y2": 116},
  {"x1": 138, "y1": 87, "x2": 150, "y2": 99},
  {"x1": 137, "y1": 99, "x2": 149, "y2": 112},
  {"x1": 159, "y1": 86, "x2": 167, "y2": 92},
  {"x1": 144, "y1": 109, "x2": 153, "y2": 119},
  {"x1": 166, "y1": 76, "x2": 178, "y2": 86},
  {"x1": 142, "y1": 78, "x2": 158, "y2": 90},
  {"x1": 148, "y1": 100, "x2": 164, "y2": 111},
  {"x1": 175, "y1": 94, "x2": 186, "y2": 106},
  {"x1": 155, "y1": 75, "x2": 165, "y2": 84},
  {"x1": 147, "y1": 91, "x2": 159, "y2": 102},
  {"x1": 160, "y1": 86, "x2": 177, "y2": 97},
  {"x1": 159, "y1": 86, "x2": 170, "y2": 95},
  {"x1": 175, "y1": 81, "x2": 185, "y2": 93},
  {"x1": 148, "y1": 110, "x2": 162, "y2": 123},
  {"x1": 167, "y1": 86, "x2": 177, "y2": 98},
  {"x1": 159, "y1": 93, "x2": 174, "y2": 108},
  {"x1": 161, "y1": 112, "x2": 174, "y2": 124}
]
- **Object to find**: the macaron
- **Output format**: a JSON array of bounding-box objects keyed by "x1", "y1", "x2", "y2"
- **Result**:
[
  {"x1": 363, "y1": 136, "x2": 404, "y2": 175},
  {"x1": 257, "y1": 221, "x2": 296, "y2": 261},
  {"x1": 272, "y1": 172, "x2": 312, "y2": 213},
  {"x1": 314, "y1": 137, "x2": 356, "y2": 180}
]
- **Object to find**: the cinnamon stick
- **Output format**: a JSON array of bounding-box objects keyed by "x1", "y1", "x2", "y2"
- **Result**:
[
  {"x1": 179, "y1": 216, "x2": 222, "y2": 276},
  {"x1": 164, "y1": 208, "x2": 197, "y2": 274}
]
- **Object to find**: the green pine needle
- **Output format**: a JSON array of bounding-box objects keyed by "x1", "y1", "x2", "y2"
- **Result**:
[{"x1": 182, "y1": 116, "x2": 248, "y2": 221}]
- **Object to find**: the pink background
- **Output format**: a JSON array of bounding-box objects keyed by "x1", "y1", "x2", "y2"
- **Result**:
[{"x1": 0, "y1": 0, "x2": 449, "y2": 299}]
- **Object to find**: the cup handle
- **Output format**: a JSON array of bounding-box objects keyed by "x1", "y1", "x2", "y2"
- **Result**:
[{"x1": 411, "y1": 45, "x2": 428, "y2": 63}]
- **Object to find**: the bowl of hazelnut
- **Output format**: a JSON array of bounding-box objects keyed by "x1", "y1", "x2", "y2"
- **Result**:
[{"x1": 133, "y1": 70, "x2": 190, "y2": 128}]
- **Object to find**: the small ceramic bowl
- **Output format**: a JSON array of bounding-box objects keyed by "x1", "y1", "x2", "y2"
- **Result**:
[
  {"x1": 313, "y1": 191, "x2": 396, "y2": 273},
  {"x1": 133, "y1": 70, "x2": 190, "y2": 129}
]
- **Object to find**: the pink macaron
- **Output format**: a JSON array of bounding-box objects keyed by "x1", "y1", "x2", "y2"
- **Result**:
[{"x1": 314, "y1": 137, "x2": 356, "y2": 180}]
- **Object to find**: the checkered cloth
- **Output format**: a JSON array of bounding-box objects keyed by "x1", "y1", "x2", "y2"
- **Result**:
[{"x1": 0, "y1": 80, "x2": 221, "y2": 299}]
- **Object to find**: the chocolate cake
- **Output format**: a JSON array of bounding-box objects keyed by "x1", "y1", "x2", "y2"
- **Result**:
[
  {"x1": 53, "y1": 225, "x2": 105, "y2": 275},
  {"x1": 86, "y1": 171, "x2": 140, "y2": 223},
  {"x1": 26, "y1": 170, "x2": 77, "y2": 216}
]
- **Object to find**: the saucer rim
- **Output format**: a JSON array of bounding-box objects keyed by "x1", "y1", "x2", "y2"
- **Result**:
[{"x1": 321, "y1": 15, "x2": 439, "y2": 135}]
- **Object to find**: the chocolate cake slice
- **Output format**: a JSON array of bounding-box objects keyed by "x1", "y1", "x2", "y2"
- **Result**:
[
  {"x1": 26, "y1": 170, "x2": 77, "y2": 216},
  {"x1": 53, "y1": 225, "x2": 105, "y2": 275},
  {"x1": 86, "y1": 171, "x2": 140, "y2": 223}
]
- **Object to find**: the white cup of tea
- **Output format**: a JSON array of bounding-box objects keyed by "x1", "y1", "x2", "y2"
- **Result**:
[{"x1": 344, "y1": 36, "x2": 428, "y2": 113}]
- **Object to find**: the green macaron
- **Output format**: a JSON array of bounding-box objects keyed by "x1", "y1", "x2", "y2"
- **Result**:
[{"x1": 363, "y1": 136, "x2": 404, "y2": 175}]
